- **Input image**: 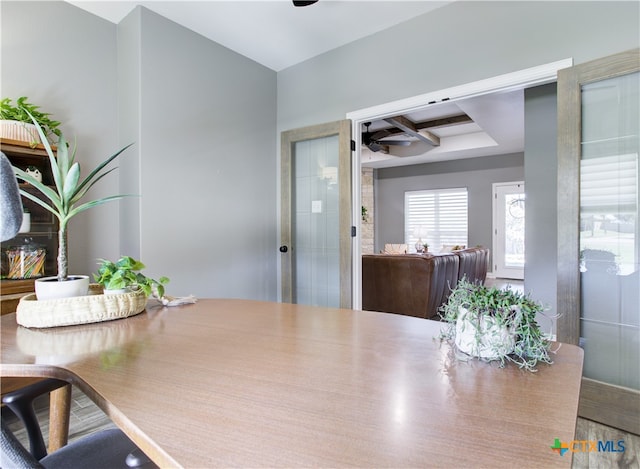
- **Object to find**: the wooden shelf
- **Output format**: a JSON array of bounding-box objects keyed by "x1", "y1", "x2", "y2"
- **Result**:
[
  {"x1": 1, "y1": 141, "x2": 59, "y2": 283},
  {"x1": 1, "y1": 278, "x2": 36, "y2": 295},
  {"x1": 1, "y1": 279, "x2": 37, "y2": 315},
  {"x1": 0, "y1": 137, "x2": 57, "y2": 153}
]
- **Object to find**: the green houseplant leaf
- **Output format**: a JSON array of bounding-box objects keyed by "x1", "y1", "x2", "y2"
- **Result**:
[
  {"x1": 12, "y1": 109, "x2": 136, "y2": 281},
  {"x1": 438, "y1": 278, "x2": 554, "y2": 372},
  {"x1": 94, "y1": 256, "x2": 169, "y2": 299},
  {"x1": 1, "y1": 97, "x2": 62, "y2": 142}
]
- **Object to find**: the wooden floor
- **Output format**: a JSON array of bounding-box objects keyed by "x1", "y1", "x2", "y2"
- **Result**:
[
  {"x1": 574, "y1": 418, "x2": 640, "y2": 468},
  {"x1": 3, "y1": 383, "x2": 638, "y2": 468}
]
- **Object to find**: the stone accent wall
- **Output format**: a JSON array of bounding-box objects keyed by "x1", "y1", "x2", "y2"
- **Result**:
[{"x1": 361, "y1": 167, "x2": 375, "y2": 254}]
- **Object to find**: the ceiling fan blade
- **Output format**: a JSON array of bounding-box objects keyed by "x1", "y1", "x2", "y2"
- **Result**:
[
  {"x1": 367, "y1": 142, "x2": 385, "y2": 153},
  {"x1": 379, "y1": 140, "x2": 412, "y2": 146}
]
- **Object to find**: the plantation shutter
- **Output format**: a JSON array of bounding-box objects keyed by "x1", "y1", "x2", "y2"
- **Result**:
[{"x1": 404, "y1": 188, "x2": 468, "y2": 253}]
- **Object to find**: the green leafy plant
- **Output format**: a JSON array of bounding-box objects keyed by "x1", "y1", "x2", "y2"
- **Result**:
[
  {"x1": 1, "y1": 97, "x2": 62, "y2": 142},
  {"x1": 439, "y1": 278, "x2": 553, "y2": 371},
  {"x1": 12, "y1": 110, "x2": 134, "y2": 282},
  {"x1": 361, "y1": 205, "x2": 368, "y2": 222},
  {"x1": 94, "y1": 256, "x2": 169, "y2": 298}
]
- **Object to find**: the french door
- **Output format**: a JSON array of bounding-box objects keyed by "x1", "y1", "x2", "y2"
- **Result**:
[
  {"x1": 280, "y1": 120, "x2": 352, "y2": 308},
  {"x1": 557, "y1": 48, "x2": 639, "y2": 434},
  {"x1": 492, "y1": 182, "x2": 525, "y2": 280}
]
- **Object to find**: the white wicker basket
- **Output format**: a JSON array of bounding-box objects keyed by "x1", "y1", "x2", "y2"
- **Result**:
[{"x1": 16, "y1": 284, "x2": 147, "y2": 328}]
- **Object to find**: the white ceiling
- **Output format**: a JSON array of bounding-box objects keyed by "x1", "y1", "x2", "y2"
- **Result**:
[
  {"x1": 66, "y1": 0, "x2": 524, "y2": 167},
  {"x1": 67, "y1": 0, "x2": 450, "y2": 72}
]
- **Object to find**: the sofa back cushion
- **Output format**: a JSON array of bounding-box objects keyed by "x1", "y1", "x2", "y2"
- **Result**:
[
  {"x1": 456, "y1": 247, "x2": 489, "y2": 284},
  {"x1": 428, "y1": 253, "x2": 460, "y2": 318},
  {"x1": 383, "y1": 244, "x2": 408, "y2": 254},
  {"x1": 362, "y1": 254, "x2": 434, "y2": 318},
  {"x1": 362, "y1": 253, "x2": 460, "y2": 320}
]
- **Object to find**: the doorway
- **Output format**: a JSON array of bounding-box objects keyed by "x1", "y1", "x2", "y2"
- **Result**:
[
  {"x1": 280, "y1": 120, "x2": 352, "y2": 308},
  {"x1": 348, "y1": 59, "x2": 572, "y2": 309},
  {"x1": 492, "y1": 181, "x2": 525, "y2": 280}
]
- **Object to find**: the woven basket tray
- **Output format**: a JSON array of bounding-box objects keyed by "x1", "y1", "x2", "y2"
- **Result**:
[{"x1": 16, "y1": 284, "x2": 147, "y2": 328}]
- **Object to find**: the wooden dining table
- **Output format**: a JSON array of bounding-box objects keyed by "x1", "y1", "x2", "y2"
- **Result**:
[{"x1": 1, "y1": 298, "x2": 583, "y2": 468}]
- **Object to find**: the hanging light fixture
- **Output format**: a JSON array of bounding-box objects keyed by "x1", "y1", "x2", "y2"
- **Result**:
[{"x1": 293, "y1": 1, "x2": 319, "y2": 6}]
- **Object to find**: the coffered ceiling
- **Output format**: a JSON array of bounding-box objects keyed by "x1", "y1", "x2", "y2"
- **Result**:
[{"x1": 360, "y1": 89, "x2": 525, "y2": 168}]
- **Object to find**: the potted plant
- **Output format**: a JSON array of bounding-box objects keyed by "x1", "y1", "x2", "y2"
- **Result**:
[
  {"x1": 438, "y1": 278, "x2": 553, "y2": 371},
  {"x1": 12, "y1": 110, "x2": 134, "y2": 300},
  {"x1": 94, "y1": 256, "x2": 169, "y2": 298},
  {"x1": 1, "y1": 97, "x2": 62, "y2": 146}
]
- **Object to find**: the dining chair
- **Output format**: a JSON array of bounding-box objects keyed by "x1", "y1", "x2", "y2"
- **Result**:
[{"x1": 1, "y1": 379, "x2": 156, "y2": 468}]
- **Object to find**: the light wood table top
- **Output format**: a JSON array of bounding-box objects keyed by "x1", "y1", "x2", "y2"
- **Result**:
[{"x1": 1, "y1": 299, "x2": 583, "y2": 468}]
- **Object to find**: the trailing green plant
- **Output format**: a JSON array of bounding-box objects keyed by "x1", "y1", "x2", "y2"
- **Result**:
[
  {"x1": 439, "y1": 278, "x2": 553, "y2": 372},
  {"x1": 1, "y1": 97, "x2": 62, "y2": 141},
  {"x1": 12, "y1": 110, "x2": 134, "y2": 282},
  {"x1": 361, "y1": 205, "x2": 368, "y2": 222},
  {"x1": 94, "y1": 256, "x2": 169, "y2": 298}
]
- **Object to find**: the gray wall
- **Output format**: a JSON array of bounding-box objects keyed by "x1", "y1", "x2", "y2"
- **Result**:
[
  {"x1": 118, "y1": 8, "x2": 143, "y2": 261},
  {"x1": 277, "y1": 0, "x2": 639, "y2": 330},
  {"x1": 277, "y1": 1, "x2": 640, "y2": 133},
  {"x1": 524, "y1": 83, "x2": 559, "y2": 328},
  {"x1": 375, "y1": 154, "x2": 525, "y2": 265},
  {"x1": 1, "y1": 1, "x2": 120, "y2": 273},
  {"x1": 2, "y1": 2, "x2": 278, "y2": 300},
  {"x1": 123, "y1": 8, "x2": 278, "y2": 300},
  {"x1": 2, "y1": 1, "x2": 638, "y2": 310}
]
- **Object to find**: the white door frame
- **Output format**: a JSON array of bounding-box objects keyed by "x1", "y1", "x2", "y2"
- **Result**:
[{"x1": 346, "y1": 58, "x2": 572, "y2": 309}]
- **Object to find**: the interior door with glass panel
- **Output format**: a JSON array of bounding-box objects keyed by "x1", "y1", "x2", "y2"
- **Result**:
[
  {"x1": 493, "y1": 182, "x2": 525, "y2": 280},
  {"x1": 281, "y1": 120, "x2": 352, "y2": 308},
  {"x1": 557, "y1": 49, "x2": 639, "y2": 434}
]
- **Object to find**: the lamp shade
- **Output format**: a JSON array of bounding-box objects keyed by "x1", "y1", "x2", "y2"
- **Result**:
[{"x1": 412, "y1": 225, "x2": 428, "y2": 239}]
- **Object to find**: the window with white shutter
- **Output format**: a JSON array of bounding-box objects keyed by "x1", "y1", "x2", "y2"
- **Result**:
[{"x1": 404, "y1": 188, "x2": 468, "y2": 253}]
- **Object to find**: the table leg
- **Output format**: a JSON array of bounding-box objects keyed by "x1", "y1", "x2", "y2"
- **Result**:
[{"x1": 48, "y1": 384, "x2": 71, "y2": 451}]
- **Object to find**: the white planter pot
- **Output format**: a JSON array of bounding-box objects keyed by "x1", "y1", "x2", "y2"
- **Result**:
[
  {"x1": 455, "y1": 307, "x2": 516, "y2": 359},
  {"x1": 35, "y1": 275, "x2": 90, "y2": 300},
  {"x1": 0, "y1": 120, "x2": 41, "y2": 145}
]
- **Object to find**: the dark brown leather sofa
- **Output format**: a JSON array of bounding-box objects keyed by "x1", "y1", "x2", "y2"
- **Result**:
[{"x1": 362, "y1": 247, "x2": 489, "y2": 320}]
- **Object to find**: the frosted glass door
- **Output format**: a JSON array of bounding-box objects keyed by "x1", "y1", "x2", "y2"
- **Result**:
[
  {"x1": 579, "y1": 71, "x2": 639, "y2": 391},
  {"x1": 557, "y1": 49, "x2": 639, "y2": 434},
  {"x1": 292, "y1": 136, "x2": 340, "y2": 307},
  {"x1": 281, "y1": 120, "x2": 352, "y2": 308}
]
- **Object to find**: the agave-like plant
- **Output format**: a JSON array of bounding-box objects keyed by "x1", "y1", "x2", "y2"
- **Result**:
[{"x1": 13, "y1": 111, "x2": 134, "y2": 281}]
